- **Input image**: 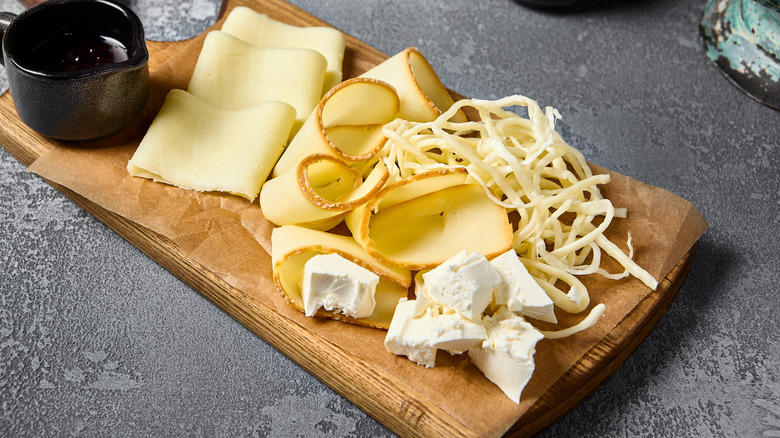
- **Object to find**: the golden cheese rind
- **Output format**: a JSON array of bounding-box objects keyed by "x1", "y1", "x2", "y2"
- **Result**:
[
  {"x1": 272, "y1": 77, "x2": 400, "y2": 178},
  {"x1": 271, "y1": 225, "x2": 411, "y2": 329},
  {"x1": 127, "y1": 90, "x2": 295, "y2": 201}
]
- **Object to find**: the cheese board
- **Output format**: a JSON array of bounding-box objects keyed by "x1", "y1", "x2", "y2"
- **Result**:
[{"x1": 0, "y1": 0, "x2": 706, "y2": 436}]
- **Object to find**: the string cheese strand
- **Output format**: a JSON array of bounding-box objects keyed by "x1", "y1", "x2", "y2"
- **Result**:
[{"x1": 540, "y1": 304, "x2": 607, "y2": 339}]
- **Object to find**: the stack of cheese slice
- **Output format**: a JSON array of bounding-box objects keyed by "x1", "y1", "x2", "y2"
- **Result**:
[
  {"x1": 222, "y1": 6, "x2": 346, "y2": 95},
  {"x1": 187, "y1": 30, "x2": 327, "y2": 138},
  {"x1": 259, "y1": 78, "x2": 399, "y2": 230},
  {"x1": 127, "y1": 8, "x2": 346, "y2": 201}
]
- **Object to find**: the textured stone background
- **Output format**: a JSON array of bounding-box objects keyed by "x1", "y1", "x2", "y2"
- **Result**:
[{"x1": 1, "y1": 0, "x2": 779, "y2": 436}]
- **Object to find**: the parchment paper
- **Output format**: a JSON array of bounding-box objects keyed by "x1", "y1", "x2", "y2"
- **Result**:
[{"x1": 25, "y1": 11, "x2": 709, "y2": 435}]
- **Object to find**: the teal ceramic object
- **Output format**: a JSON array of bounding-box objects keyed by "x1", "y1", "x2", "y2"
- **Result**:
[{"x1": 700, "y1": 0, "x2": 780, "y2": 109}]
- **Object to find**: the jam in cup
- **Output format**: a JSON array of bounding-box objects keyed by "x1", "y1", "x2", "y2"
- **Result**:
[{"x1": 0, "y1": 0, "x2": 149, "y2": 141}]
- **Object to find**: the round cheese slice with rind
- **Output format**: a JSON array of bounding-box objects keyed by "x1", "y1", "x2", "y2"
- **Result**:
[
  {"x1": 346, "y1": 168, "x2": 513, "y2": 270},
  {"x1": 260, "y1": 154, "x2": 389, "y2": 230},
  {"x1": 271, "y1": 225, "x2": 411, "y2": 329},
  {"x1": 272, "y1": 77, "x2": 400, "y2": 178}
]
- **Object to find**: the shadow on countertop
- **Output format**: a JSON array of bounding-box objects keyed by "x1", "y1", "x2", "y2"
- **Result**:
[{"x1": 512, "y1": 0, "x2": 666, "y2": 13}]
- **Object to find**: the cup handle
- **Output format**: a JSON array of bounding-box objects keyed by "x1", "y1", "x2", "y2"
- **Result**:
[{"x1": 0, "y1": 12, "x2": 17, "y2": 67}]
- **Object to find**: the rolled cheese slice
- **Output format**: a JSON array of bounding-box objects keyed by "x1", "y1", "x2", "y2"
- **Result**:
[
  {"x1": 187, "y1": 30, "x2": 327, "y2": 137},
  {"x1": 221, "y1": 6, "x2": 345, "y2": 95},
  {"x1": 360, "y1": 47, "x2": 466, "y2": 123},
  {"x1": 127, "y1": 89, "x2": 295, "y2": 201},
  {"x1": 259, "y1": 154, "x2": 389, "y2": 230},
  {"x1": 346, "y1": 167, "x2": 513, "y2": 270},
  {"x1": 272, "y1": 77, "x2": 400, "y2": 178},
  {"x1": 271, "y1": 225, "x2": 411, "y2": 329}
]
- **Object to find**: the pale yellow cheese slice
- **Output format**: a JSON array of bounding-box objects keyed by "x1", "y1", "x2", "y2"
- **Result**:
[
  {"x1": 271, "y1": 77, "x2": 399, "y2": 178},
  {"x1": 221, "y1": 6, "x2": 345, "y2": 95},
  {"x1": 187, "y1": 30, "x2": 326, "y2": 136},
  {"x1": 271, "y1": 225, "x2": 411, "y2": 328},
  {"x1": 360, "y1": 47, "x2": 466, "y2": 123},
  {"x1": 127, "y1": 89, "x2": 295, "y2": 201}
]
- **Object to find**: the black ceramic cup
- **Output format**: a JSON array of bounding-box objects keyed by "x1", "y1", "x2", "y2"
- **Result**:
[{"x1": 0, "y1": 0, "x2": 149, "y2": 141}]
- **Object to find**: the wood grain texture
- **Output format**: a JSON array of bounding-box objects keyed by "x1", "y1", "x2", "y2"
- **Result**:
[{"x1": 0, "y1": 0, "x2": 695, "y2": 436}]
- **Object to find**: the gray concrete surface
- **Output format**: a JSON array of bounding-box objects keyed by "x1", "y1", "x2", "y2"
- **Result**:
[{"x1": 1, "y1": 0, "x2": 778, "y2": 436}]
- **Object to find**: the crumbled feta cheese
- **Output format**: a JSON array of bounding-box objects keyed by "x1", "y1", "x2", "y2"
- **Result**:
[
  {"x1": 468, "y1": 307, "x2": 544, "y2": 404},
  {"x1": 384, "y1": 299, "x2": 437, "y2": 367},
  {"x1": 490, "y1": 249, "x2": 556, "y2": 323},
  {"x1": 429, "y1": 310, "x2": 488, "y2": 354},
  {"x1": 385, "y1": 298, "x2": 488, "y2": 366},
  {"x1": 301, "y1": 253, "x2": 379, "y2": 318},
  {"x1": 422, "y1": 250, "x2": 501, "y2": 320}
]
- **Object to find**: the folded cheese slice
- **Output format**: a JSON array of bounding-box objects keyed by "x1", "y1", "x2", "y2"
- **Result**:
[
  {"x1": 260, "y1": 154, "x2": 389, "y2": 230},
  {"x1": 221, "y1": 6, "x2": 345, "y2": 95},
  {"x1": 272, "y1": 77, "x2": 399, "y2": 178},
  {"x1": 271, "y1": 225, "x2": 411, "y2": 329},
  {"x1": 346, "y1": 168, "x2": 513, "y2": 270},
  {"x1": 360, "y1": 47, "x2": 467, "y2": 123},
  {"x1": 127, "y1": 89, "x2": 295, "y2": 201},
  {"x1": 187, "y1": 30, "x2": 326, "y2": 136}
]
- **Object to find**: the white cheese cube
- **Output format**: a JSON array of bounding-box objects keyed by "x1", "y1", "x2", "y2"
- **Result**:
[
  {"x1": 301, "y1": 253, "x2": 379, "y2": 319},
  {"x1": 429, "y1": 311, "x2": 487, "y2": 354},
  {"x1": 468, "y1": 307, "x2": 544, "y2": 404},
  {"x1": 411, "y1": 290, "x2": 433, "y2": 317},
  {"x1": 384, "y1": 299, "x2": 437, "y2": 367},
  {"x1": 422, "y1": 250, "x2": 501, "y2": 320},
  {"x1": 490, "y1": 250, "x2": 557, "y2": 323},
  {"x1": 385, "y1": 299, "x2": 488, "y2": 367}
]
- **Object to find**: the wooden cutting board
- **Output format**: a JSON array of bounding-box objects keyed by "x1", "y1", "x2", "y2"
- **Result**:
[{"x1": 0, "y1": 0, "x2": 697, "y2": 436}]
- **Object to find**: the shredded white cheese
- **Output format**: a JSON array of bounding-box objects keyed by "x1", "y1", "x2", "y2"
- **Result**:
[{"x1": 379, "y1": 95, "x2": 658, "y2": 334}]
